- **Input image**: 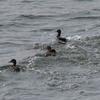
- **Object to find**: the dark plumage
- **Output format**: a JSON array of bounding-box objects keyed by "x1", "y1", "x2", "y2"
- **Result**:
[
  {"x1": 45, "y1": 46, "x2": 56, "y2": 57},
  {"x1": 9, "y1": 59, "x2": 20, "y2": 72},
  {"x1": 56, "y1": 29, "x2": 67, "y2": 44}
]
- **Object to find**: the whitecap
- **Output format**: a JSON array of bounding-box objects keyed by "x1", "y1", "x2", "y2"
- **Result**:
[{"x1": 67, "y1": 35, "x2": 82, "y2": 41}]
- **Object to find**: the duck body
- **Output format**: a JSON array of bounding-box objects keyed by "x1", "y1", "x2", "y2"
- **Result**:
[
  {"x1": 10, "y1": 66, "x2": 20, "y2": 72},
  {"x1": 45, "y1": 46, "x2": 56, "y2": 57},
  {"x1": 9, "y1": 59, "x2": 20, "y2": 72},
  {"x1": 56, "y1": 29, "x2": 67, "y2": 44}
]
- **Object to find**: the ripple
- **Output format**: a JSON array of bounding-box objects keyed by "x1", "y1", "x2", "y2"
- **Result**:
[
  {"x1": 71, "y1": 16, "x2": 100, "y2": 20},
  {"x1": 20, "y1": 14, "x2": 55, "y2": 20},
  {"x1": 21, "y1": 0, "x2": 35, "y2": 3},
  {"x1": 74, "y1": 0, "x2": 93, "y2": 1}
]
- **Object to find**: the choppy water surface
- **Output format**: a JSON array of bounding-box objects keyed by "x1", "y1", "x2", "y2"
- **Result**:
[{"x1": 0, "y1": 0, "x2": 100, "y2": 100}]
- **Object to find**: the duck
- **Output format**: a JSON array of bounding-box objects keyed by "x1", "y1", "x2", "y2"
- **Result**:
[
  {"x1": 45, "y1": 46, "x2": 56, "y2": 57},
  {"x1": 56, "y1": 29, "x2": 67, "y2": 44},
  {"x1": 9, "y1": 59, "x2": 20, "y2": 72}
]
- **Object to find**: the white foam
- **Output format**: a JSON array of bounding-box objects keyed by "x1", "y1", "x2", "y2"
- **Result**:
[
  {"x1": 66, "y1": 44, "x2": 75, "y2": 49},
  {"x1": 27, "y1": 56, "x2": 39, "y2": 68},
  {"x1": 66, "y1": 35, "x2": 82, "y2": 41}
]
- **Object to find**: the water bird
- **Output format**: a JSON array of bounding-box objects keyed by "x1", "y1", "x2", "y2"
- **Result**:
[
  {"x1": 9, "y1": 59, "x2": 20, "y2": 72},
  {"x1": 56, "y1": 29, "x2": 67, "y2": 44},
  {"x1": 45, "y1": 46, "x2": 56, "y2": 57}
]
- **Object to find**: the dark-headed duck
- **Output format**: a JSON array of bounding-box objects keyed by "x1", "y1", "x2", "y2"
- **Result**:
[
  {"x1": 45, "y1": 46, "x2": 56, "y2": 57},
  {"x1": 56, "y1": 29, "x2": 67, "y2": 44},
  {"x1": 9, "y1": 59, "x2": 20, "y2": 72}
]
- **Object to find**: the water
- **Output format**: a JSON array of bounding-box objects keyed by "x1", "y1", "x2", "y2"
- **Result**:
[{"x1": 0, "y1": 0, "x2": 100, "y2": 100}]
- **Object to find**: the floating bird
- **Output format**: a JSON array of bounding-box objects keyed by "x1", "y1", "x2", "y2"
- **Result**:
[
  {"x1": 9, "y1": 59, "x2": 20, "y2": 72},
  {"x1": 56, "y1": 29, "x2": 67, "y2": 44},
  {"x1": 45, "y1": 46, "x2": 56, "y2": 57}
]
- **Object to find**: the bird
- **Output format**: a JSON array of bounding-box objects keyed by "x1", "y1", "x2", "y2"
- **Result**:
[
  {"x1": 56, "y1": 29, "x2": 67, "y2": 44},
  {"x1": 45, "y1": 46, "x2": 56, "y2": 57},
  {"x1": 9, "y1": 59, "x2": 20, "y2": 72}
]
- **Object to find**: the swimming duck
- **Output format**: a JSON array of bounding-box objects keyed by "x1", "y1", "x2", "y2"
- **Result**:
[
  {"x1": 45, "y1": 46, "x2": 56, "y2": 57},
  {"x1": 56, "y1": 29, "x2": 67, "y2": 44},
  {"x1": 9, "y1": 59, "x2": 20, "y2": 72}
]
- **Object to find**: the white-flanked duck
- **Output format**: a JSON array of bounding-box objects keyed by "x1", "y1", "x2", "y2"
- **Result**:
[{"x1": 56, "y1": 29, "x2": 67, "y2": 44}]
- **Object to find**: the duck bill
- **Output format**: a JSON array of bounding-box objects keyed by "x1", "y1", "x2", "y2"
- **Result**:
[{"x1": 9, "y1": 61, "x2": 12, "y2": 63}]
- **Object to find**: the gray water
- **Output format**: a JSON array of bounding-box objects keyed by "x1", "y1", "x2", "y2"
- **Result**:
[{"x1": 0, "y1": 0, "x2": 100, "y2": 100}]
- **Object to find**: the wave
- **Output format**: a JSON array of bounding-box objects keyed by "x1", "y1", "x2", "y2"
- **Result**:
[
  {"x1": 25, "y1": 35, "x2": 100, "y2": 69},
  {"x1": 71, "y1": 16, "x2": 100, "y2": 20},
  {"x1": 21, "y1": 0, "x2": 35, "y2": 3},
  {"x1": 93, "y1": 8, "x2": 100, "y2": 11},
  {"x1": 0, "y1": 34, "x2": 100, "y2": 73},
  {"x1": 74, "y1": 0, "x2": 93, "y2": 2},
  {"x1": 20, "y1": 14, "x2": 55, "y2": 20}
]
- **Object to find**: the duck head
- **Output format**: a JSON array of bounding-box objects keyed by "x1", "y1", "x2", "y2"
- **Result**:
[
  {"x1": 47, "y1": 46, "x2": 51, "y2": 51},
  {"x1": 56, "y1": 29, "x2": 61, "y2": 37},
  {"x1": 9, "y1": 59, "x2": 16, "y2": 66}
]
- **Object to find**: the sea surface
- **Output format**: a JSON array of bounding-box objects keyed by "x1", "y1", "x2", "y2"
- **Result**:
[{"x1": 0, "y1": 0, "x2": 100, "y2": 100}]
